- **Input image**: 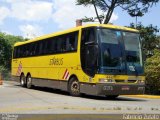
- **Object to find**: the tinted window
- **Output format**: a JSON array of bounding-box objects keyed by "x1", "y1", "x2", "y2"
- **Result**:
[
  {"x1": 13, "y1": 47, "x2": 17, "y2": 58},
  {"x1": 47, "y1": 39, "x2": 56, "y2": 54},
  {"x1": 68, "y1": 32, "x2": 78, "y2": 51},
  {"x1": 81, "y1": 27, "x2": 98, "y2": 77},
  {"x1": 13, "y1": 31, "x2": 79, "y2": 58},
  {"x1": 29, "y1": 43, "x2": 35, "y2": 56},
  {"x1": 100, "y1": 29, "x2": 122, "y2": 67},
  {"x1": 57, "y1": 36, "x2": 63, "y2": 52}
]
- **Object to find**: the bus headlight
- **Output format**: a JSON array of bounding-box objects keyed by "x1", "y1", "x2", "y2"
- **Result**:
[
  {"x1": 137, "y1": 80, "x2": 145, "y2": 84},
  {"x1": 99, "y1": 78, "x2": 115, "y2": 83}
]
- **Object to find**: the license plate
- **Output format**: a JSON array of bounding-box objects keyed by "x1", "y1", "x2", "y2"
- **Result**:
[{"x1": 122, "y1": 86, "x2": 130, "y2": 90}]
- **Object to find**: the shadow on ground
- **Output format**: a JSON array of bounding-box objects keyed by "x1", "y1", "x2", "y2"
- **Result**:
[{"x1": 7, "y1": 81, "x2": 147, "y2": 102}]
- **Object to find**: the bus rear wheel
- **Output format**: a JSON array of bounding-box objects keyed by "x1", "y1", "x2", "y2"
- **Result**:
[
  {"x1": 68, "y1": 77, "x2": 80, "y2": 96},
  {"x1": 26, "y1": 75, "x2": 32, "y2": 89},
  {"x1": 20, "y1": 74, "x2": 26, "y2": 87}
]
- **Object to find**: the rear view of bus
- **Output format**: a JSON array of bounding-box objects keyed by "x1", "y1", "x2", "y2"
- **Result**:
[{"x1": 80, "y1": 25, "x2": 145, "y2": 98}]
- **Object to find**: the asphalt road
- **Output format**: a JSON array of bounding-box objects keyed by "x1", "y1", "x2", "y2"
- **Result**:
[{"x1": 0, "y1": 81, "x2": 160, "y2": 115}]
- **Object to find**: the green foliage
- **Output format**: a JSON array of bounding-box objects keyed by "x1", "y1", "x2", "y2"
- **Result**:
[
  {"x1": 0, "y1": 66, "x2": 7, "y2": 73},
  {"x1": 81, "y1": 14, "x2": 105, "y2": 22},
  {"x1": 76, "y1": 0, "x2": 92, "y2": 6},
  {"x1": 145, "y1": 49, "x2": 160, "y2": 94},
  {"x1": 157, "y1": 36, "x2": 160, "y2": 48},
  {"x1": 0, "y1": 36, "x2": 11, "y2": 69},
  {"x1": 129, "y1": 23, "x2": 160, "y2": 94},
  {"x1": 76, "y1": 0, "x2": 159, "y2": 24},
  {"x1": 0, "y1": 32, "x2": 24, "y2": 71},
  {"x1": 129, "y1": 23, "x2": 159, "y2": 57},
  {"x1": 0, "y1": 32, "x2": 24, "y2": 47}
]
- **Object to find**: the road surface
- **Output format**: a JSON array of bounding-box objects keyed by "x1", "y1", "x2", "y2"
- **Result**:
[{"x1": 0, "y1": 81, "x2": 160, "y2": 115}]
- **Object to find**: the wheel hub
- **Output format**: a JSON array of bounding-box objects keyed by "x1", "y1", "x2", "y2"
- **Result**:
[
  {"x1": 21, "y1": 78, "x2": 24, "y2": 85},
  {"x1": 28, "y1": 78, "x2": 31, "y2": 84},
  {"x1": 71, "y1": 81, "x2": 79, "y2": 92}
]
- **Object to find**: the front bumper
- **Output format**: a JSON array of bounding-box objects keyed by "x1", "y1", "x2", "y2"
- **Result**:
[{"x1": 80, "y1": 83, "x2": 145, "y2": 95}]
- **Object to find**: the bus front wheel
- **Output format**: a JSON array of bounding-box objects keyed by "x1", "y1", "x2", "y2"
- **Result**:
[
  {"x1": 20, "y1": 74, "x2": 26, "y2": 87},
  {"x1": 68, "y1": 77, "x2": 80, "y2": 96},
  {"x1": 26, "y1": 75, "x2": 32, "y2": 89}
]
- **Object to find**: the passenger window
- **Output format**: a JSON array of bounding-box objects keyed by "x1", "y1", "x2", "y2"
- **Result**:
[
  {"x1": 38, "y1": 41, "x2": 43, "y2": 55},
  {"x1": 66, "y1": 32, "x2": 78, "y2": 51},
  {"x1": 61, "y1": 36, "x2": 67, "y2": 52},
  {"x1": 43, "y1": 40, "x2": 48, "y2": 54},
  {"x1": 52, "y1": 39, "x2": 57, "y2": 53},
  {"x1": 17, "y1": 47, "x2": 20, "y2": 58},
  {"x1": 57, "y1": 37, "x2": 62, "y2": 53},
  {"x1": 13, "y1": 31, "x2": 79, "y2": 58},
  {"x1": 13, "y1": 47, "x2": 17, "y2": 58},
  {"x1": 47, "y1": 39, "x2": 51, "y2": 54},
  {"x1": 30, "y1": 43, "x2": 36, "y2": 56},
  {"x1": 66, "y1": 36, "x2": 72, "y2": 51}
]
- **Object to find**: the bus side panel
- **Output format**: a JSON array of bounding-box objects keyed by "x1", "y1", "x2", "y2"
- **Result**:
[{"x1": 12, "y1": 59, "x2": 22, "y2": 77}]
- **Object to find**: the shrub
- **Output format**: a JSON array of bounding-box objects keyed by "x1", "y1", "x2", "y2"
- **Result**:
[{"x1": 145, "y1": 49, "x2": 160, "y2": 94}]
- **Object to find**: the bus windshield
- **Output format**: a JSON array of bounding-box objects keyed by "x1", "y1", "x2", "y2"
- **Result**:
[
  {"x1": 123, "y1": 32, "x2": 143, "y2": 75},
  {"x1": 100, "y1": 29, "x2": 123, "y2": 70},
  {"x1": 99, "y1": 28, "x2": 144, "y2": 75},
  {"x1": 123, "y1": 32, "x2": 142, "y2": 64}
]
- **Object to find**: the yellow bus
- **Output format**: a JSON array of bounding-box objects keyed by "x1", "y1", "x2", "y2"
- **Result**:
[{"x1": 12, "y1": 24, "x2": 145, "y2": 98}]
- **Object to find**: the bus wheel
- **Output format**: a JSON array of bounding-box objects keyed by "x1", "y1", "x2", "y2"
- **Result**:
[
  {"x1": 105, "y1": 95, "x2": 119, "y2": 99},
  {"x1": 68, "y1": 77, "x2": 80, "y2": 96},
  {"x1": 20, "y1": 74, "x2": 26, "y2": 87},
  {"x1": 26, "y1": 75, "x2": 32, "y2": 89}
]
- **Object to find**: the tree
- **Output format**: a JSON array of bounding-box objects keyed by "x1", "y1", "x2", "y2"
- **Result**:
[
  {"x1": 129, "y1": 23, "x2": 159, "y2": 57},
  {"x1": 145, "y1": 49, "x2": 160, "y2": 94},
  {"x1": 0, "y1": 36, "x2": 11, "y2": 70},
  {"x1": 129, "y1": 24, "x2": 160, "y2": 94},
  {"x1": 0, "y1": 33, "x2": 24, "y2": 47},
  {"x1": 0, "y1": 32, "x2": 24, "y2": 71},
  {"x1": 76, "y1": 0, "x2": 159, "y2": 24},
  {"x1": 157, "y1": 36, "x2": 160, "y2": 48}
]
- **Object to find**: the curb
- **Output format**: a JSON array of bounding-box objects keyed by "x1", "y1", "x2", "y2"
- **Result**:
[{"x1": 123, "y1": 95, "x2": 160, "y2": 99}]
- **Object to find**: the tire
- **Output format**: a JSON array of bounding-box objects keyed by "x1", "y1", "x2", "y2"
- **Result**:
[
  {"x1": 106, "y1": 95, "x2": 119, "y2": 99},
  {"x1": 26, "y1": 75, "x2": 32, "y2": 89},
  {"x1": 20, "y1": 74, "x2": 26, "y2": 87},
  {"x1": 68, "y1": 77, "x2": 80, "y2": 96}
]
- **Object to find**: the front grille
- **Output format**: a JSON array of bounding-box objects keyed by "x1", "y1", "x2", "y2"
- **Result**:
[
  {"x1": 115, "y1": 80, "x2": 137, "y2": 83},
  {"x1": 128, "y1": 80, "x2": 137, "y2": 83},
  {"x1": 115, "y1": 80, "x2": 125, "y2": 83}
]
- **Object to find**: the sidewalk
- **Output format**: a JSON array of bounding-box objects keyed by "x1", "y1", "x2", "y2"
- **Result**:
[{"x1": 123, "y1": 95, "x2": 160, "y2": 99}]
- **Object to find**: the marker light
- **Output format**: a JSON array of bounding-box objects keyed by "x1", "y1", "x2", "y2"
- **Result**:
[{"x1": 99, "y1": 78, "x2": 115, "y2": 83}]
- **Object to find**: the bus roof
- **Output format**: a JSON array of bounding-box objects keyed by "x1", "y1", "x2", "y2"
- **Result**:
[{"x1": 14, "y1": 24, "x2": 139, "y2": 47}]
